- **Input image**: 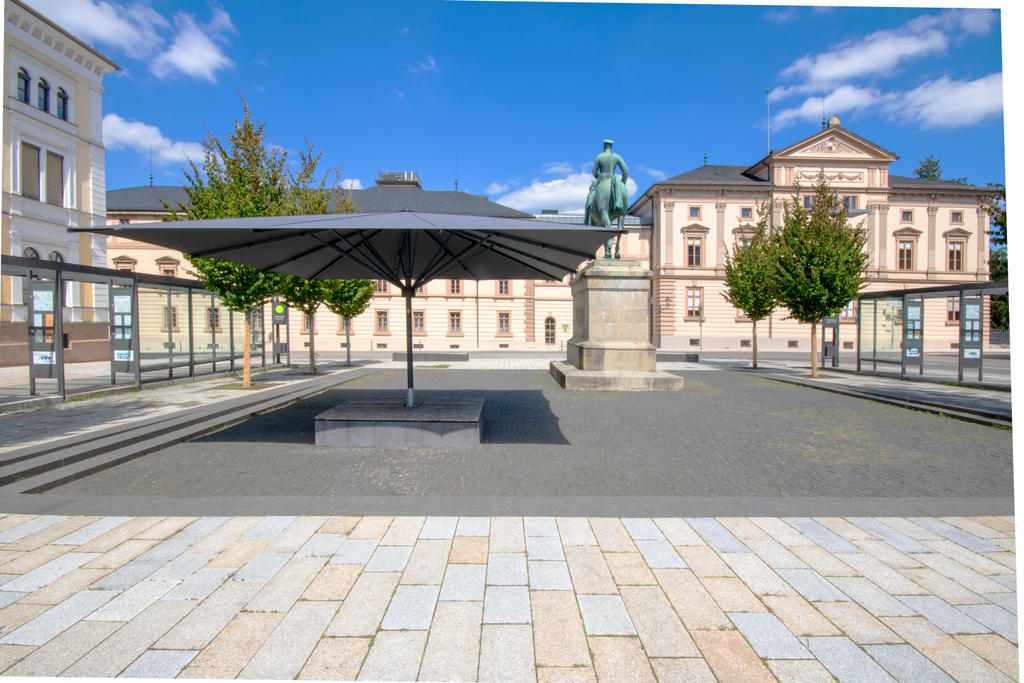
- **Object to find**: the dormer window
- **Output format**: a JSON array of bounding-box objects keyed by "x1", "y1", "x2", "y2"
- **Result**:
[
  {"x1": 16, "y1": 68, "x2": 30, "y2": 103},
  {"x1": 37, "y1": 78, "x2": 49, "y2": 112},
  {"x1": 56, "y1": 89, "x2": 68, "y2": 120}
]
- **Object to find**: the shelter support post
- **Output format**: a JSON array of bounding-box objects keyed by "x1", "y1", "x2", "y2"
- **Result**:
[{"x1": 405, "y1": 287, "x2": 415, "y2": 408}]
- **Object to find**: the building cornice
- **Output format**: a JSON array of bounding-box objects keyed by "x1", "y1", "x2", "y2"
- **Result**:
[{"x1": 6, "y1": 0, "x2": 120, "y2": 76}]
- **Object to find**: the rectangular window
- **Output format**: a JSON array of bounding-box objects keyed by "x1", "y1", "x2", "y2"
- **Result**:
[
  {"x1": 897, "y1": 240, "x2": 914, "y2": 270},
  {"x1": 20, "y1": 142, "x2": 39, "y2": 199},
  {"x1": 803, "y1": 195, "x2": 815, "y2": 209},
  {"x1": 947, "y1": 297, "x2": 960, "y2": 323},
  {"x1": 448, "y1": 279, "x2": 462, "y2": 295},
  {"x1": 498, "y1": 279, "x2": 510, "y2": 296},
  {"x1": 118, "y1": 218, "x2": 130, "y2": 225},
  {"x1": 413, "y1": 310, "x2": 425, "y2": 333},
  {"x1": 685, "y1": 287, "x2": 703, "y2": 320},
  {"x1": 376, "y1": 310, "x2": 388, "y2": 333},
  {"x1": 206, "y1": 307, "x2": 222, "y2": 332},
  {"x1": 497, "y1": 311, "x2": 510, "y2": 334},
  {"x1": 951, "y1": 210, "x2": 964, "y2": 225},
  {"x1": 339, "y1": 316, "x2": 351, "y2": 332},
  {"x1": 840, "y1": 301, "x2": 857, "y2": 321},
  {"x1": 161, "y1": 267, "x2": 177, "y2": 278},
  {"x1": 947, "y1": 241, "x2": 963, "y2": 272},
  {"x1": 449, "y1": 311, "x2": 462, "y2": 334},
  {"x1": 900, "y1": 209, "x2": 914, "y2": 223},
  {"x1": 162, "y1": 306, "x2": 179, "y2": 332},
  {"x1": 686, "y1": 236, "x2": 702, "y2": 267},
  {"x1": 375, "y1": 279, "x2": 388, "y2": 293},
  {"x1": 301, "y1": 314, "x2": 316, "y2": 334},
  {"x1": 45, "y1": 152, "x2": 63, "y2": 206},
  {"x1": 688, "y1": 206, "x2": 701, "y2": 219},
  {"x1": 842, "y1": 196, "x2": 858, "y2": 210},
  {"x1": 740, "y1": 207, "x2": 753, "y2": 220}
]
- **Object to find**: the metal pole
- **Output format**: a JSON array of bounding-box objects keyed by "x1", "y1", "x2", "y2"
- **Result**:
[
  {"x1": 872, "y1": 300, "x2": 877, "y2": 372},
  {"x1": 698, "y1": 312, "x2": 703, "y2": 363},
  {"x1": 405, "y1": 287, "x2": 415, "y2": 408},
  {"x1": 132, "y1": 278, "x2": 142, "y2": 389},
  {"x1": 260, "y1": 305, "x2": 266, "y2": 369},
  {"x1": 286, "y1": 308, "x2": 291, "y2": 367},
  {"x1": 856, "y1": 299, "x2": 862, "y2": 373},
  {"x1": 228, "y1": 306, "x2": 235, "y2": 373},
  {"x1": 166, "y1": 286, "x2": 173, "y2": 379},
  {"x1": 54, "y1": 270, "x2": 66, "y2": 400},
  {"x1": 187, "y1": 288, "x2": 195, "y2": 378},
  {"x1": 108, "y1": 278, "x2": 116, "y2": 386}
]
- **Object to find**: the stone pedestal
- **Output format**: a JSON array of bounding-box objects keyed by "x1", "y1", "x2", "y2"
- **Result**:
[{"x1": 550, "y1": 259, "x2": 684, "y2": 391}]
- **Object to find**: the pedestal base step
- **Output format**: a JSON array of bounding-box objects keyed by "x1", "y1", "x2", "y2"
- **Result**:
[
  {"x1": 315, "y1": 392, "x2": 483, "y2": 446},
  {"x1": 549, "y1": 361, "x2": 685, "y2": 392},
  {"x1": 392, "y1": 352, "x2": 470, "y2": 362}
]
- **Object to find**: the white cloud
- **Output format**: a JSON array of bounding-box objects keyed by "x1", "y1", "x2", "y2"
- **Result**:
[
  {"x1": 23, "y1": 0, "x2": 168, "y2": 58},
  {"x1": 782, "y1": 29, "x2": 947, "y2": 87},
  {"x1": 542, "y1": 162, "x2": 574, "y2": 175},
  {"x1": 391, "y1": 89, "x2": 406, "y2": 100},
  {"x1": 765, "y1": 7, "x2": 798, "y2": 24},
  {"x1": 637, "y1": 165, "x2": 666, "y2": 180},
  {"x1": 885, "y1": 73, "x2": 1003, "y2": 128},
  {"x1": 102, "y1": 113, "x2": 204, "y2": 164},
  {"x1": 151, "y1": 8, "x2": 235, "y2": 82},
  {"x1": 411, "y1": 56, "x2": 438, "y2": 74},
  {"x1": 341, "y1": 178, "x2": 363, "y2": 190},
  {"x1": 486, "y1": 182, "x2": 510, "y2": 194},
  {"x1": 497, "y1": 172, "x2": 638, "y2": 214},
  {"x1": 773, "y1": 85, "x2": 882, "y2": 129}
]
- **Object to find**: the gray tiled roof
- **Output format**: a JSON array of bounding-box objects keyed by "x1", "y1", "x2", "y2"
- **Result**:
[
  {"x1": 888, "y1": 175, "x2": 992, "y2": 193},
  {"x1": 106, "y1": 184, "x2": 531, "y2": 218},
  {"x1": 658, "y1": 165, "x2": 769, "y2": 186}
]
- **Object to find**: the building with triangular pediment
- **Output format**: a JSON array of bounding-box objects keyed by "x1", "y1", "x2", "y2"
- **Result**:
[{"x1": 628, "y1": 115, "x2": 995, "y2": 352}]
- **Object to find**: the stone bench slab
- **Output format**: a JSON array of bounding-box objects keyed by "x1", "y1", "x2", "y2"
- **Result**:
[{"x1": 315, "y1": 392, "x2": 484, "y2": 447}]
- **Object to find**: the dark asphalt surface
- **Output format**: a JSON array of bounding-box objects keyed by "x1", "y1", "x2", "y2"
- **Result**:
[{"x1": 53, "y1": 368, "x2": 1013, "y2": 500}]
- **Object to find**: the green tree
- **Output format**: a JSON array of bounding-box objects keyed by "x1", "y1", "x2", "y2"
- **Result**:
[
  {"x1": 323, "y1": 279, "x2": 376, "y2": 366},
  {"x1": 274, "y1": 276, "x2": 335, "y2": 373},
  {"x1": 774, "y1": 180, "x2": 868, "y2": 377},
  {"x1": 986, "y1": 183, "x2": 1008, "y2": 329},
  {"x1": 722, "y1": 204, "x2": 777, "y2": 369},
  {"x1": 914, "y1": 155, "x2": 967, "y2": 184}
]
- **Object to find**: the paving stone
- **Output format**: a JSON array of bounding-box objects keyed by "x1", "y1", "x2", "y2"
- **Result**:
[
  {"x1": 649, "y1": 657, "x2": 715, "y2": 682},
  {"x1": 418, "y1": 601, "x2": 481, "y2": 681},
  {"x1": 263, "y1": 516, "x2": 325, "y2": 553},
  {"x1": 362, "y1": 630, "x2": 429, "y2": 680},
  {"x1": 0, "y1": 592, "x2": 26, "y2": 609},
  {"x1": 188, "y1": 611, "x2": 283, "y2": 672},
  {"x1": 301, "y1": 563, "x2": 362, "y2": 601},
  {"x1": 455, "y1": 516, "x2": 490, "y2": 537},
  {"x1": 233, "y1": 552, "x2": 290, "y2": 582},
  {"x1": 531, "y1": 590, "x2": 591, "y2": 667},
  {"x1": 855, "y1": 539, "x2": 922, "y2": 569},
  {"x1": 846, "y1": 517, "x2": 932, "y2": 552},
  {"x1": 296, "y1": 533, "x2": 346, "y2": 557},
  {"x1": 321, "y1": 516, "x2": 361, "y2": 535},
  {"x1": 400, "y1": 539, "x2": 451, "y2": 585},
  {"x1": 983, "y1": 592, "x2": 1016, "y2": 614},
  {"x1": 993, "y1": 574, "x2": 1015, "y2": 589},
  {"x1": 654, "y1": 568, "x2": 731, "y2": 631},
  {"x1": 577, "y1": 594, "x2": 636, "y2": 635},
  {"x1": 134, "y1": 517, "x2": 197, "y2": 541},
  {"x1": 633, "y1": 538, "x2": 685, "y2": 569},
  {"x1": 897, "y1": 595, "x2": 988, "y2": 634},
  {"x1": 537, "y1": 665, "x2": 597, "y2": 682},
  {"x1": 379, "y1": 516, "x2": 424, "y2": 545},
  {"x1": 483, "y1": 585, "x2": 531, "y2": 624},
  {"x1": 479, "y1": 624, "x2": 534, "y2": 683},
  {"x1": 246, "y1": 556, "x2": 325, "y2": 612},
  {"x1": 86, "y1": 579, "x2": 178, "y2": 622},
  {"x1": 0, "y1": 589, "x2": 117, "y2": 646},
  {"x1": 147, "y1": 552, "x2": 213, "y2": 582},
  {"x1": 783, "y1": 518, "x2": 861, "y2": 554},
  {"x1": 690, "y1": 629, "x2": 775, "y2": 682},
  {"x1": 381, "y1": 584, "x2": 439, "y2": 630},
  {"x1": 955, "y1": 634, "x2": 1020, "y2": 679},
  {"x1": 528, "y1": 561, "x2": 572, "y2": 591},
  {"x1": 685, "y1": 518, "x2": 749, "y2": 552},
  {"x1": 790, "y1": 545, "x2": 858, "y2": 576},
  {"x1": 883, "y1": 616, "x2": 1013, "y2": 682},
  {"x1": 981, "y1": 551, "x2": 1016, "y2": 571},
  {"x1": 967, "y1": 516, "x2": 1014, "y2": 536},
  {"x1": 154, "y1": 580, "x2": 262, "y2": 650},
  {"x1": 745, "y1": 539, "x2": 807, "y2": 570},
  {"x1": 0, "y1": 603, "x2": 50, "y2": 639},
  {"x1": 589, "y1": 518, "x2": 636, "y2": 552},
  {"x1": 777, "y1": 568, "x2": 849, "y2": 602},
  {"x1": 700, "y1": 577, "x2": 766, "y2": 613},
  {"x1": 175, "y1": 517, "x2": 231, "y2": 544},
  {"x1": 179, "y1": 664, "x2": 238, "y2": 678},
  {"x1": 54, "y1": 517, "x2": 133, "y2": 546},
  {"x1": 750, "y1": 517, "x2": 812, "y2": 546},
  {"x1": 864, "y1": 644, "x2": 954, "y2": 682},
  {"x1": 242, "y1": 516, "x2": 296, "y2": 540},
  {"x1": 85, "y1": 540, "x2": 158, "y2": 570},
  {"x1": 120, "y1": 649, "x2": 198, "y2": 678},
  {"x1": 523, "y1": 517, "x2": 558, "y2": 537},
  {"x1": 330, "y1": 538, "x2": 379, "y2": 565},
  {"x1": 588, "y1": 635, "x2": 656, "y2": 682},
  {"x1": 0, "y1": 546, "x2": 71, "y2": 575},
  {"x1": 619, "y1": 585, "x2": 699, "y2": 658},
  {"x1": 765, "y1": 659, "x2": 837, "y2": 682},
  {"x1": 449, "y1": 536, "x2": 488, "y2": 564},
  {"x1": 0, "y1": 515, "x2": 36, "y2": 535},
  {"x1": 729, "y1": 611, "x2": 811, "y2": 659},
  {"x1": 621, "y1": 518, "x2": 665, "y2": 541},
  {"x1": 364, "y1": 545, "x2": 413, "y2": 573},
  {"x1": 348, "y1": 516, "x2": 393, "y2": 540},
  {"x1": 899, "y1": 567, "x2": 986, "y2": 605},
  {"x1": 298, "y1": 636, "x2": 370, "y2": 681},
  {"x1": 238, "y1": 600, "x2": 338, "y2": 679},
  {"x1": 205, "y1": 538, "x2": 267, "y2": 569},
  {"x1": 957, "y1": 603, "x2": 1017, "y2": 643},
  {"x1": 2, "y1": 552, "x2": 98, "y2": 593},
  {"x1": 653, "y1": 518, "x2": 705, "y2": 546},
  {"x1": 4, "y1": 619, "x2": 120, "y2": 676},
  {"x1": 564, "y1": 546, "x2": 616, "y2": 594},
  {"x1": 92, "y1": 538, "x2": 191, "y2": 591},
  {"x1": 908, "y1": 517, "x2": 1003, "y2": 553},
  {"x1": 827, "y1": 576, "x2": 917, "y2": 617},
  {"x1": 64, "y1": 600, "x2": 195, "y2": 677},
  {"x1": 942, "y1": 517, "x2": 1007, "y2": 539},
  {"x1": 877, "y1": 517, "x2": 942, "y2": 541},
  {"x1": 419, "y1": 516, "x2": 459, "y2": 539},
  {"x1": 763, "y1": 595, "x2": 841, "y2": 637},
  {"x1": 187, "y1": 517, "x2": 261, "y2": 555},
  {"x1": 556, "y1": 517, "x2": 596, "y2": 546},
  {"x1": 527, "y1": 535, "x2": 565, "y2": 561},
  {"x1": 924, "y1": 538, "x2": 1012, "y2": 575},
  {"x1": 721, "y1": 553, "x2": 796, "y2": 596},
  {"x1": 3, "y1": 517, "x2": 88, "y2": 551},
  {"x1": 603, "y1": 552, "x2": 656, "y2": 585},
  {"x1": 805, "y1": 636, "x2": 896, "y2": 682},
  {"x1": 325, "y1": 571, "x2": 400, "y2": 636},
  {"x1": 835, "y1": 554, "x2": 928, "y2": 595},
  {"x1": 489, "y1": 517, "x2": 525, "y2": 553},
  {"x1": 813, "y1": 516, "x2": 876, "y2": 542},
  {"x1": 816, "y1": 601, "x2": 903, "y2": 644},
  {"x1": 487, "y1": 552, "x2": 528, "y2": 585},
  {"x1": 164, "y1": 568, "x2": 232, "y2": 601},
  {"x1": 0, "y1": 516, "x2": 67, "y2": 544}
]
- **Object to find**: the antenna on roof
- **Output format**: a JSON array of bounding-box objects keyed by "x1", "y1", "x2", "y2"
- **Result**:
[
  {"x1": 821, "y1": 94, "x2": 827, "y2": 130},
  {"x1": 766, "y1": 89, "x2": 772, "y2": 154},
  {"x1": 148, "y1": 148, "x2": 153, "y2": 186},
  {"x1": 703, "y1": 151, "x2": 708, "y2": 167},
  {"x1": 454, "y1": 152, "x2": 459, "y2": 192}
]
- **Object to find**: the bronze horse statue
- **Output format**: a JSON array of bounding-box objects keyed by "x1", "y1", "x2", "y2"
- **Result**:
[{"x1": 584, "y1": 139, "x2": 629, "y2": 259}]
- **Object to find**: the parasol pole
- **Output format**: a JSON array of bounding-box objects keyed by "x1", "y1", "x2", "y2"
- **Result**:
[{"x1": 404, "y1": 286, "x2": 415, "y2": 408}]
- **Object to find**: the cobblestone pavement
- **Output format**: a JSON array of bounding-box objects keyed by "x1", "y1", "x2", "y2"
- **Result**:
[{"x1": 0, "y1": 513, "x2": 1012, "y2": 681}]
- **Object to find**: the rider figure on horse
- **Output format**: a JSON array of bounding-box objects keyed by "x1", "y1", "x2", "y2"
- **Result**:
[{"x1": 584, "y1": 139, "x2": 629, "y2": 258}]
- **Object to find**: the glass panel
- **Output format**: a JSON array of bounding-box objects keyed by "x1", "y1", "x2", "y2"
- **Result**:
[
  {"x1": 231, "y1": 308, "x2": 246, "y2": 363},
  {"x1": 137, "y1": 285, "x2": 169, "y2": 371},
  {"x1": 21, "y1": 143, "x2": 39, "y2": 199},
  {"x1": 192, "y1": 292, "x2": 215, "y2": 367},
  {"x1": 169, "y1": 287, "x2": 191, "y2": 366}
]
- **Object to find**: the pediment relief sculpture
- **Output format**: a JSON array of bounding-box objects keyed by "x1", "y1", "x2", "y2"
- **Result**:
[{"x1": 794, "y1": 169, "x2": 865, "y2": 183}]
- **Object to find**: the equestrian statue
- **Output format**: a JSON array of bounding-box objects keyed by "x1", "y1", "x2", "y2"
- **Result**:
[{"x1": 584, "y1": 139, "x2": 629, "y2": 259}]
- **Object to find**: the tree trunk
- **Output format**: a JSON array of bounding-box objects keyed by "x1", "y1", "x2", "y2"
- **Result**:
[
  {"x1": 242, "y1": 313, "x2": 252, "y2": 388},
  {"x1": 345, "y1": 318, "x2": 352, "y2": 366},
  {"x1": 308, "y1": 313, "x2": 316, "y2": 374},
  {"x1": 752, "y1": 319, "x2": 758, "y2": 369},
  {"x1": 810, "y1": 321, "x2": 818, "y2": 378}
]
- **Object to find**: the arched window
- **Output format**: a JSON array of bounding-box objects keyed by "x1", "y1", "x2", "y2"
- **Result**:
[
  {"x1": 47, "y1": 250, "x2": 63, "y2": 262},
  {"x1": 544, "y1": 316, "x2": 556, "y2": 345},
  {"x1": 16, "y1": 68, "x2": 30, "y2": 103},
  {"x1": 37, "y1": 78, "x2": 49, "y2": 112},
  {"x1": 22, "y1": 247, "x2": 40, "y2": 259},
  {"x1": 56, "y1": 88, "x2": 68, "y2": 120}
]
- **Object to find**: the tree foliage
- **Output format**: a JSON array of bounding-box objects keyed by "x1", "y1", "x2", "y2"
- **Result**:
[
  {"x1": 985, "y1": 183, "x2": 1008, "y2": 329},
  {"x1": 722, "y1": 204, "x2": 777, "y2": 368},
  {"x1": 774, "y1": 179, "x2": 868, "y2": 376},
  {"x1": 914, "y1": 155, "x2": 967, "y2": 185},
  {"x1": 323, "y1": 279, "x2": 376, "y2": 366}
]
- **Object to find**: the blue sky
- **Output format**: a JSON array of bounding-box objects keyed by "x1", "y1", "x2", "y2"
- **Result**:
[{"x1": 29, "y1": 1, "x2": 1007, "y2": 213}]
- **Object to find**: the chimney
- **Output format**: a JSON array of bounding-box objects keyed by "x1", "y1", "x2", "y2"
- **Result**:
[{"x1": 376, "y1": 171, "x2": 422, "y2": 188}]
